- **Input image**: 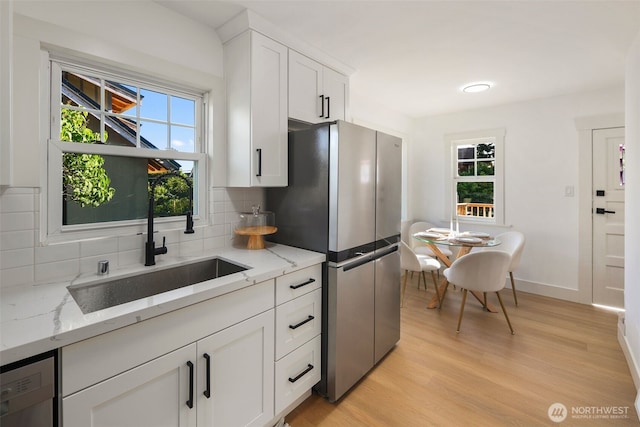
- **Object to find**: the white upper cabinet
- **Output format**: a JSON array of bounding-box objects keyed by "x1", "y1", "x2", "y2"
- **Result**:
[
  {"x1": 289, "y1": 50, "x2": 348, "y2": 124},
  {"x1": 225, "y1": 30, "x2": 288, "y2": 187}
]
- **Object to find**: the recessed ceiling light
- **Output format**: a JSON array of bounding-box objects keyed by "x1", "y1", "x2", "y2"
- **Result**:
[{"x1": 462, "y1": 83, "x2": 492, "y2": 93}]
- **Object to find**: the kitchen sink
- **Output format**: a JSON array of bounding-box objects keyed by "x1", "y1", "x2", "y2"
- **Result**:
[{"x1": 68, "y1": 258, "x2": 249, "y2": 314}]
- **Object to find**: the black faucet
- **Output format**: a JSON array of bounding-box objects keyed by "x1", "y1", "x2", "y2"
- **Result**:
[{"x1": 145, "y1": 172, "x2": 194, "y2": 266}]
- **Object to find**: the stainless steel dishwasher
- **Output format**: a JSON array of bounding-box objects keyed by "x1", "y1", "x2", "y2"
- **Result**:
[{"x1": 1, "y1": 350, "x2": 57, "y2": 427}]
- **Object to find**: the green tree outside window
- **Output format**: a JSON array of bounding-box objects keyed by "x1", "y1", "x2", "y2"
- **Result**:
[{"x1": 60, "y1": 109, "x2": 115, "y2": 207}]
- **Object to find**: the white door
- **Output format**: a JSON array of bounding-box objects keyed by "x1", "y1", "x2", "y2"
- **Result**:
[
  {"x1": 63, "y1": 344, "x2": 196, "y2": 427},
  {"x1": 197, "y1": 310, "x2": 275, "y2": 427},
  {"x1": 592, "y1": 127, "x2": 625, "y2": 308}
]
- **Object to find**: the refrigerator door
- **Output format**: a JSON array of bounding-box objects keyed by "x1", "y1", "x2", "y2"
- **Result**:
[
  {"x1": 375, "y1": 131, "x2": 402, "y2": 248},
  {"x1": 374, "y1": 245, "x2": 401, "y2": 363},
  {"x1": 329, "y1": 121, "x2": 377, "y2": 260},
  {"x1": 326, "y1": 257, "x2": 375, "y2": 402}
]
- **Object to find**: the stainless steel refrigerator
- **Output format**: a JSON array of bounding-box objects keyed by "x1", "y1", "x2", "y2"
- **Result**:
[{"x1": 266, "y1": 120, "x2": 401, "y2": 402}]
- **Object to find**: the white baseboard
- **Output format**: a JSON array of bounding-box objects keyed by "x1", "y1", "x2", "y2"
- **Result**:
[
  {"x1": 617, "y1": 314, "x2": 640, "y2": 420},
  {"x1": 509, "y1": 278, "x2": 581, "y2": 303}
]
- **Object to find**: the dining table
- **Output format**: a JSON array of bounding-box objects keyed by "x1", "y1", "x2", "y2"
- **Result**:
[{"x1": 412, "y1": 228, "x2": 501, "y2": 311}]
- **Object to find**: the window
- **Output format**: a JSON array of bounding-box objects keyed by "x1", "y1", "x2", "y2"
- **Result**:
[
  {"x1": 46, "y1": 56, "x2": 206, "y2": 240},
  {"x1": 445, "y1": 129, "x2": 505, "y2": 225}
]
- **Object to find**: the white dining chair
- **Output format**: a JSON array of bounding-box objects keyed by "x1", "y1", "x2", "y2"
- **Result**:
[
  {"x1": 400, "y1": 241, "x2": 441, "y2": 307},
  {"x1": 477, "y1": 231, "x2": 525, "y2": 306},
  {"x1": 443, "y1": 251, "x2": 514, "y2": 334},
  {"x1": 409, "y1": 221, "x2": 453, "y2": 259}
]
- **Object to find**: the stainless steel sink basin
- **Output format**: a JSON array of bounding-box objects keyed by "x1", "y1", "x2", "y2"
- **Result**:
[{"x1": 68, "y1": 258, "x2": 249, "y2": 314}]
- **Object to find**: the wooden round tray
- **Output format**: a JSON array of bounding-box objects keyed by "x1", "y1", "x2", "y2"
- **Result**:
[{"x1": 235, "y1": 226, "x2": 278, "y2": 249}]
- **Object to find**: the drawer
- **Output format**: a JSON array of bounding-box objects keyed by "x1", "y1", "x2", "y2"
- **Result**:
[
  {"x1": 275, "y1": 288, "x2": 321, "y2": 360},
  {"x1": 275, "y1": 264, "x2": 322, "y2": 306},
  {"x1": 275, "y1": 335, "x2": 321, "y2": 415}
]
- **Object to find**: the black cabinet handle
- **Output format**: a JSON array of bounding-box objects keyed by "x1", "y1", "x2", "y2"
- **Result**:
[
  {"x1": 186, "y1": 361, "x2": 194, "y2": 409},
  {"x1": 289, "y1": 278, "x2": 315, "y2": 290},
  {"x1": 203, "y1": 353, "x2": 211, "y2": 398},
  {"x1": 289, "y1": 315, "x2": 314, "y2": 330},
  {"x1": 256, "y1": 148, "x2": 262, "y2": 177},
  {"x1": 319, "y1": 95, "x2": 325, "y2": 117},
  {"x1": 288, "y1": 364, "x2": 314, "y2": 383},
  {"x1": 325, "y1": 96, "x2": 330, "y2": 118}
]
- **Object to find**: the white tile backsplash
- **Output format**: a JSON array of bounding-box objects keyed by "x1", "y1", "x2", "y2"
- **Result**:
[
  {"x1": 0, "y1": 187, "x2": 266, "y2": 288},
  {"x1": 0, "y1": 192, "x2": 35, "y2": 213},
  {"x1": 1, "y1": 211, "x2": 35, "y2": 232},
  {"x1": 0, "y1": 265, "x2": 34, "y2": 287},
  {"x1": 0, "y1": 229, "x2": 35, "y2": 250},
  {"x1": 80, "y1": 237, "x2": 118, "y2": 257},
  {"x1": 35, "y1": 242, "x2": 80, "y2": 264},
  {"x1": 1, "y1": 248, "x2": 34, "y2": 269},
  {"x1": 34, "y1": 259, "x2": 80, "y2": 283}
]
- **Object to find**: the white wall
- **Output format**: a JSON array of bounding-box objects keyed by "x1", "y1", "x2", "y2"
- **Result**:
[
  {"x1": 0, "y1": 1, "x2": 254, "y2": 288},
  {"x1": 622, "y1": 29, "x2": 640, "y2": 403},
  {"x1": 409, "y1": 86, "x2": 625, "y2": 300}
]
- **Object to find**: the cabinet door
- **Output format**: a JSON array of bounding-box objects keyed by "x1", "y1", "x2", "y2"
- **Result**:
[
  {"x1": 323, "y1": 67, "x2": 348, "y2": 122},
  {"x1": 288, "y1": 50, "x2": 323, "y2": 123},
  {"x1": 63, "y1": 344, "x2": 196, "y2": 427},
  {"x1": 197, "y1": 310, "x2": 275, "y2": 427},
  {"x1": 251, "y1": 32, "x2": 288, "y2": 187},
  {"x1": 226, "y1": 31, "x2": 287, "y2": 187}
]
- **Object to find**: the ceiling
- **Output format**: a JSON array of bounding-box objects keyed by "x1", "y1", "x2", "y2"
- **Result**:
[{"x1": 156, "y1": 0, "x2": 640, "y2": 118}]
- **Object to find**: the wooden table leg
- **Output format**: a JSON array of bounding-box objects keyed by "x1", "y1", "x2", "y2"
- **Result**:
[{"x1": 427, "y1": 276, "x2": 449, "y2": 309}]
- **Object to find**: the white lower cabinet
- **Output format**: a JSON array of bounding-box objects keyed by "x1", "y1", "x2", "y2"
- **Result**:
[
  {"x1": 61, "y1": 263, "x2": 323, "y2": 427},
  {"x1": 275, "y1": 335, "x2": 321, "y2": 415},
  {"x1": 273, "y1": 265, "x2": 322, "y2": 416},
  {"x1": 64, "y1": 310, "x2": 274, "y2": 427},
  {"x1": 63, "y1": 344, "x2": 197, "y2": 427},
  {"x1": 197, "y1": 310, "x2": 275, "y2": 427}
]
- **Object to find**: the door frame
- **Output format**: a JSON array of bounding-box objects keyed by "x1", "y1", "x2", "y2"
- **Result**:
[{"x1": 575, "y1": 113, "x2": 624, "y2": 305}]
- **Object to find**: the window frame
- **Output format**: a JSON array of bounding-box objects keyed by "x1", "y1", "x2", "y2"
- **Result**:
[
  {"x1": 445, "y1": 128, "x2": 505, "y2": 226},
  {"x1": 44, "y1": 54, "x2": 208, "y2": 243}
]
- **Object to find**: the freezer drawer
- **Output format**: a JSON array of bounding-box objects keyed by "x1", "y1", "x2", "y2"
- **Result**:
[{"x1": 326, "y1": 259, "x2": 375, "y2": 402}]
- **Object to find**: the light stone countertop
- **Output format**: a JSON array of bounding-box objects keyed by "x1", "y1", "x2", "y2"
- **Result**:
[{"x1": 0, "y1": 244, "x2": 325, "y2": 366}]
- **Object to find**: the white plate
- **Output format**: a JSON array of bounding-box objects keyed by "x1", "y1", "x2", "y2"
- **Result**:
[
  {"x1": 455, "y1": 237, "x2": 483, "y2": 244},
  {"x1": 460, "y1": 231, "x2": 490, "y2": 238},
  {"x1": 428, "y1": 228, "x2": 451, "y2": 234},
  {"x1": 414, "y1": 231, "x2": 443, "y2": 239}
]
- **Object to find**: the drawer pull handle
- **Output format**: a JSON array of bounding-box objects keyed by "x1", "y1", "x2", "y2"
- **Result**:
[
  {"x1": 289, "y1": 364, "x2": 314, "y2": 383},
  {"x1": 289, "y1": 315, "x2": 314, "y2": 330},
  {"x1": 203, "y1": 353, "x2": 211, "y2": 398},
  {"x1": 186, "y1": 361, "x2": 194, "y2": 409},
  {"x1": 290, "y1": 278, "x2": 315, "y2": 290}
]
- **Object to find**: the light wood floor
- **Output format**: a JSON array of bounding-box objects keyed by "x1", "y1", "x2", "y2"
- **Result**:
[{"x1": 286, "y1": 274, "x2": 639, "y2": 426}]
